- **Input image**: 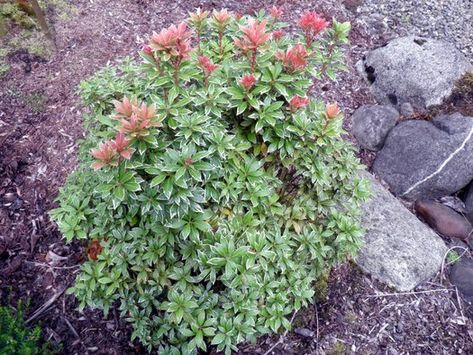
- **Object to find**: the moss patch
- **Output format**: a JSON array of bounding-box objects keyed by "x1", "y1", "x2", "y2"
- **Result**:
[
  {"x1": 314, "y1": 271, "x2": 330, "y2": 302},
  {"x1": 0, "y1": 0, "x2": 75, "y2": 75},
  {"x1": 453, "y1": 71, "x2": 473, "y2": 99},
  {"x1": 0, "y1": 47, "x2": 10, "y2": 76}
]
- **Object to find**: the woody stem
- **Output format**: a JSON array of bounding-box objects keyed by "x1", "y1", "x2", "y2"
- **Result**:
[
  {"x1": 173, "y1": 59, "x2": 181, "y2": 86},
  {"x1": 250, "y1": 49, "x2": 257, "y2": 73},
  {"x1": 320, "y1": 42, "x2": 335, "y2": 76},
  {"x1": 218, "y1": 31, "x2": 223, "y2": 57},
  {"x1": 197, "y1": 33, "x2": 201, "y2": 55}
]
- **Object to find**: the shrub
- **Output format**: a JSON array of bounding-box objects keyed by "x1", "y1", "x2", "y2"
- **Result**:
[
  {"x1": 50, "y1": 7, "x2": 369, "y2": 354},
  {"x1": 0, "y1": 302, "x2": 45, "y2": 354}
]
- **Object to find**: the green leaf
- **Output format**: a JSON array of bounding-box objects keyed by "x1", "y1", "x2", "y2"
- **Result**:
[
  {"x1": 211, "y1": 333, "x2": 226, "y2": 345},
  {"x1": 98, "y1": 277, "x2": 112, "y2": 284},
  {"x1": 150, "y1": 174, "x2": 166, "y2": 187}
]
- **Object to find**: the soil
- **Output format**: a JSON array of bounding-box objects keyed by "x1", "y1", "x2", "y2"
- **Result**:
[{"x1": 1, "y1": 0, "x2": 472, "y2": 354}]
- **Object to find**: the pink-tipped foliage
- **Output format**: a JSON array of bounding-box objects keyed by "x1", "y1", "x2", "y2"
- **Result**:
[
  {"x1": 276, "y1": 44, "x2": 308, "y2": 72},
  {"x1": 239, "y1": 74, "x2": 256, "y2": 90}
]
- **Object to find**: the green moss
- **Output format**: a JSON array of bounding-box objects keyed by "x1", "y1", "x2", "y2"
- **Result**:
[
  {"x1": 0, "y1": 47, "x2": 9, "y2": 76},
  {"x1": 22, "y1": 91, "x2": 46, "y2": 113},
  {"x1": 314, "y1": 271, "x2": 330, "y2": 302},
  {"x1": 9, "y1": 29, "x2": 54, "y2": 57},
  {"x1": 39, "y1": 0, "x2": 78, "y2": 21},
  {"x1": 0, "y1": 16, "x2": 7, "y2": 37},
  {"x1": 0, "y1": 0, "x2": 76, "y2": 64},
  {"x1": 0, "y1": 2, "x2": 37, "y2": 29},
  {"x1": 327, "y1": 340, "x2": 347, "y2": 355},
  {"x1": 447, "y1": 250, "x2": 461, "y2": 264},
  {"x1": 343, "y1": 311, "x2": 358, "y2": 324},
  {"x1": 454, "y1": 71, "x2": 473, "y2": 98}
]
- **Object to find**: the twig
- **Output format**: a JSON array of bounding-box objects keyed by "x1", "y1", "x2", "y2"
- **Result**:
[
  {"x1": 440, "y1": 245, "x2": 469, "y2": 282},
  {"x1": 26, "y1": 287, "x2": 68, "y2": 324},
  {"x1": 64, "y1": 317, "x2": 80, "y2": 339},
  {"x1": 25, "y1": 260, "x2": 81, "y2": 270},
  {"x1": 454, "y1": 286, "x2": 466, "y2": 322},
  {"x1": 315, "y1": 304, "x2": 320, "y2": 354},
  {"x1": 263, "y1": 311, "x2": 298, "y2": 355},
  {"x1": 365, "y1": 288, "x2": 453, "y2": 298}
]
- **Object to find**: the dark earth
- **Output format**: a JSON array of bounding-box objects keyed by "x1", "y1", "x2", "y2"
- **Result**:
[{"x1": 1, "y1": 0, "x2": 473, "y2": 354}]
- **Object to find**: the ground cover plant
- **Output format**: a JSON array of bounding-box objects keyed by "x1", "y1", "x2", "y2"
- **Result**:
[
  {"x1": 50, "y1": 7, "x2": 369, "y2": 354},
  {"x1": 0, "y1": 302, "x2": 49, "y2": 354}
]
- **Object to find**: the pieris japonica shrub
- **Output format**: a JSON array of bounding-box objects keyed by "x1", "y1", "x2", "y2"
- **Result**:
[{"x1": 51, "y1": 7, "x2": 369, "y2": 354}]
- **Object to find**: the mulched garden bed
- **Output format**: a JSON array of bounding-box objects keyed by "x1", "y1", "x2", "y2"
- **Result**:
[{"x1": 1, "y1": 0, "x2": 473, "y2": 353}]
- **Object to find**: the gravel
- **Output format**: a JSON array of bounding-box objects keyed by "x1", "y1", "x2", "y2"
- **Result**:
[{"x1": 355, "y1": 0, "x2": 473, "y2": 59}]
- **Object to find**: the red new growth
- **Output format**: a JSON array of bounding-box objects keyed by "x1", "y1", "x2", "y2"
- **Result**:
[
  {"x1": 270, "y1": 6, "x2": 283, "y2": 19},
  {"x1": 143, "y1": 45, "x2": 153, "y2": 56},
  {"x1": 272, "y1": 30, "x2": 285, "y2": 40},
  {"x1": 198, "y1": 55, "x2": 218, "y2": 75},
  {"x1": 135, "y1": 102, "x2": 157, "y2": 121},
  {"x1": 235, "y1": 19, "x2": 270, "y2": 72},
  {"x1": 150, "y1": 22, "x2": 192, "y2": 59},
  {"x1": 239, "y1": 74, "x2": 256, "y2": 90},
  {"x1": 184, "y1": 157, "x2": 193, "y2": 166},
  {"x1": 91, "y1": 142, "x2": 118, "y2": 171},
  {"x1": 119, "y1": 114, "x2": 152, "y2": 138},
  {"x1": 235, "y1": 19, "x2": 270, "y2": 52},
  {"x1": 326, "y1": 103, "x2": 341, "y2": 119},
  {"x1": 110, "y1": 132, "x2": 133, "y2": 160},
  {"x1": 213, "y1": 9, "x2": 231, "y2": 25},
  {"x1": 276, "y1": 44, "x2": 308, "y2": 72},
  {"x1": 188, "y1": 7, "x2": 209, "y2": 24},
  {"x1": 298, "y1": 11, "x2": 329, "y2": 47},
  {"x1": 289, "y1": 96, "x2": 310, "y2": 111},
  {"x1": 113, "y1": 97, "x2": 137, "y2": 119}
]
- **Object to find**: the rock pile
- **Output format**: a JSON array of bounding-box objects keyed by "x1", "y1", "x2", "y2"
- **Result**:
[{"x1": 353, "y1": 35, "x2": 473, "y2": 299}]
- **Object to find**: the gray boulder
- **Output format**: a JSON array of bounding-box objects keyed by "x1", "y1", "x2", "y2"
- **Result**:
[
  {"x1": 351, "y1": 104, "x2": 399, "y2": 151},
  {"x1": 373, "y1": 113, "x2": 473, "y2": 200},
  {"x1": 357, "y1": 172, "x2": 447, "y2": 291},
  {"x1": 358, "y1": 36, "x2": 472, "y2": 110}
]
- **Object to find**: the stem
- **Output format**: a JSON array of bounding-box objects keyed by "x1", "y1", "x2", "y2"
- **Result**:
[
  {"x1": 307, "y1": 42, "x2": 337, "y2": 95},
  {"x1": 173, "y1": 59, "x2": 181, "y2": 87},
  {"x1": 30, "y1": 0, "x2": 53, "y2": 42},
  {"x1": 320, "y1": 42, "x2": 336, "y2": 76},
  {"x1": 197, "y1": 32, "x2": 201, "y2": 55},
  {"x1": 153, "y1": 56, "x2": 162, "y2": 75},
  {"x1": 218, "y1": 30, "x2": 223, "y2": 57},
  {"x1": 304, "y1": 31, "x2": 312, "y2": 48},
  {"x1": 250, "y1": 49, "x2": 257, "y2": 73}
]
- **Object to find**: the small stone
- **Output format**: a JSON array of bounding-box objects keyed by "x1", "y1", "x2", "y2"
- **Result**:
[
  {"x1": 415, "y1": 200, "x2": 473, "y2": 241},
  {"x1": 351, "y1": 104, "x2": 399, "y2": 151},
  {"x1": 400, "y1": 102, "x2": 415, "y2": 117},
  {"x1": 295, "y1": 328, "x2": 314, "y2": 338}
]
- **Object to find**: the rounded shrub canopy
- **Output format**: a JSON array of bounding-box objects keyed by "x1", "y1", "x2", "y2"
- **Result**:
[{"x1": 51, "y1": 7, "x2": 369, "y2": 354}]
